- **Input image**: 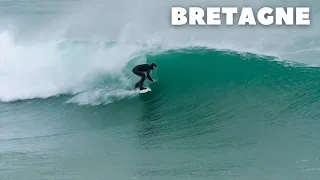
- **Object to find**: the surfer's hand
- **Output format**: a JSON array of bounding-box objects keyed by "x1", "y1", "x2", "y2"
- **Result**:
[{"x1": 153, "y1": 79, "x2": 157, "y2": 82}]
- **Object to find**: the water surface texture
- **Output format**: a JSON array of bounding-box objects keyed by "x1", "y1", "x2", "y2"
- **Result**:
[{"x1": 1, "y1": 0, "x2": 320, "y2": 180}]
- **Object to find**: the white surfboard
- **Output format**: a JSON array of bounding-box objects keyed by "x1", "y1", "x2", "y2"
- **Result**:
[{"x1": 138, "y1": 87, "x2": 151, "y2": 94}]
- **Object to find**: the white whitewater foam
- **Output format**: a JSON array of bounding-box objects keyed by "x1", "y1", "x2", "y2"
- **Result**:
[{"x1": 0, "y1": 31, "x2": 145, "y2": 103}]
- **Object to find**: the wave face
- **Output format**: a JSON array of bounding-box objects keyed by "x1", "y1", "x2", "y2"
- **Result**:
[{"x1": 145, "y1": 49, "x2": 320, "y2": 120}]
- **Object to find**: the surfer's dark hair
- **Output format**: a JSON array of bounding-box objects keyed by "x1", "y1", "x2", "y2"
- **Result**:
[{"x1": 150, "y1": 63, "x2": 157, "y2": 67}]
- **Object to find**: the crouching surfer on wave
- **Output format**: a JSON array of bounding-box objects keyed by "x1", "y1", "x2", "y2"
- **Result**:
[{"x1": 132, "y1": 63, "x2": 157, "y2": 90}]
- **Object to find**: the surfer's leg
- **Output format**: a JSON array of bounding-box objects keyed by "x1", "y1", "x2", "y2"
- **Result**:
[
  {"x1": 135, "y1": 74, "x2": 146, "y2": 89},
  {"x1": 132, "y1": 69, "x2": 146, "y2": 89},
  {"x1": 139, "y1": 74, "x2": 146, "y2": 90}
]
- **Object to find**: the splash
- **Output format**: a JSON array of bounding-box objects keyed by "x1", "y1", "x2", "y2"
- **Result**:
[{"x1": 0, "y1": 31, "x2": 145, "y2": 102}]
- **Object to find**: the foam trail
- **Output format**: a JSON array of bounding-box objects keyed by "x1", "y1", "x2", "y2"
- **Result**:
[{"x1": 67, "y1": 88, "x2": 138, "y2": 106}]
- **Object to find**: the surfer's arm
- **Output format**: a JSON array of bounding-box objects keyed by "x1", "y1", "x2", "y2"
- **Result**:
[{"x1": 147, "y1": 70, "x2": 154, "y2": 81}]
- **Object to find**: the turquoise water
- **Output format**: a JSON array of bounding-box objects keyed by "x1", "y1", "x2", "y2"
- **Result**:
[{"x1": 1, "y1": 0, "x2": 320, "y2": 180}]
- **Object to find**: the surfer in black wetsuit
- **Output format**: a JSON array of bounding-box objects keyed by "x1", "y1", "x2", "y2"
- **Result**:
[{"x1": 132, "y1": 63, "x2": 157, "y2": 90}]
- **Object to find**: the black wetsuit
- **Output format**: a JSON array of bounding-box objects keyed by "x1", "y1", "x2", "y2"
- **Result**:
[{"x1": 132, "y1": 64, "x2": 154, "y2": 90}]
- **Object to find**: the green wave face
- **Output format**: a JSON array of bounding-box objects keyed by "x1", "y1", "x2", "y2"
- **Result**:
[{"x1": 138, "y1": 48, "x2": 320, "y2": 126}]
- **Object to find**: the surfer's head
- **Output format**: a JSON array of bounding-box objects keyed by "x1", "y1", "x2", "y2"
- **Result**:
[{"x1": 150, "y1": 63, "x2": 157, "y2": 70}]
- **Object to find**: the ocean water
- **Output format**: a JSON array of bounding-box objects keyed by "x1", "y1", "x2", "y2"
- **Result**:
[{"x1": 1, "y1": 0, "x2": 320, "y2": 180}]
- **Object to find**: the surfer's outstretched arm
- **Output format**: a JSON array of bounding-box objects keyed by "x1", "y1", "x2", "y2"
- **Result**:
[{"x1": 147, "y1": 70, "x2": 154, "y2": 81}]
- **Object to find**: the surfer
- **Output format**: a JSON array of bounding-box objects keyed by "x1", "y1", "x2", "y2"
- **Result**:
[{"x1": 132, "y1": 63, "x2": 157, "y2": 90}]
